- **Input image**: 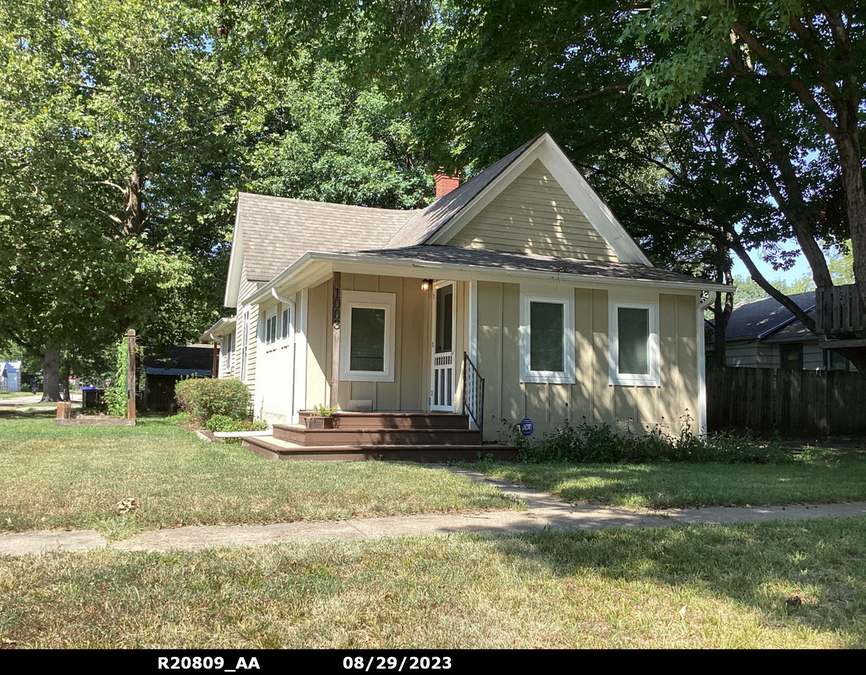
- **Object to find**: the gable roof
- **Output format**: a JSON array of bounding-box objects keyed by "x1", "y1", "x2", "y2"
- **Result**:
[
  {"x1": 721, "y1": 291, "x2": 816, "y2": 342},
  {"x1": 226, "y1": 132, "x2": 673, "y2": 306},
  {"x1": 384, "y1": 135, "x2": 544, "y2": 249}
]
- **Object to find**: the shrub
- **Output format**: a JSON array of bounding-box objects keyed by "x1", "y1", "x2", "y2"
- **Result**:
[
  {"x1": 504, "y1": 418, "x2": 792, "y2": 465},
  {"x1": 175, "y1": 377, "x2": 250, "y2": 426}
]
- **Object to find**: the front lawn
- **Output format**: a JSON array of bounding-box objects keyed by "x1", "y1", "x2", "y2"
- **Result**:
[
  {"x1": 472, "y1": 452, "x2": 866, "y2": 509},
  {"x1": 2, "y1": 518, "x2": 864, "y2": 648},
  {"x1": 0, "y1": 414, "x2": 516, "y2": 539}
]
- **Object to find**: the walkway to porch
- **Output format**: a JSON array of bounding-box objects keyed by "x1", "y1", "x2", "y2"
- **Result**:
[{"x1": 243, "y1": 411, "x2": 516, "y2": 462}]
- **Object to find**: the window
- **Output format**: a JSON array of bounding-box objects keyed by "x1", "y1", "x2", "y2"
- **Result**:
[
  {"x1": 825, "y1": 349, "x2": 852, "y2": 372},
  {"x1": 519, "y1": 292, "x2": 575, "y2": 384},
  {"x1": 610, "y1": 302, "x2": 659, "y2": 386},
  {"x1": 340, "y1": 291, "x2": 396, "y2": 382},
  {"x1": 780, "y1": 343, "x2": 803, "y2": 370},
  {"x1": 221, "y1": 332, "x2": 234, "y2": 377},
  {"x1": 281, "y1": 306, "x2": 292, "y2": 340},
  {"x1": 263, "y1": 309, "x2": 278, "y2": 345},
  {"x1": 239, "y1": 309, "x2": 249, "y2": 382}
]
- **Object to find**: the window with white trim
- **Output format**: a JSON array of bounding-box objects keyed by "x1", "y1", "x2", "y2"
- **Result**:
[
  {"x1": 281, "y1": 305, "x2": 292, "y2": 340},
  {"x1": 609, "y1": 301, "x2": 660, "y2": 386},
  {"x1": 239, "y1": 309, "x2": 249, "y2": 382},
  {"x1": 263, "y1": 308, "x2": 278, "y2": 346},
  {"x1": 340, "y1": 291, "x2": 396, "y2": 382},
  {"x1": 519, "y1": 292, "x2": 575, "y2": 384}
]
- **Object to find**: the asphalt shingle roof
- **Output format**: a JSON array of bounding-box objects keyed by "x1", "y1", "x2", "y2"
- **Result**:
[
  {"x1": 341, "y1": 245, "x2": 722, "y2": 287},
  {"x1": 238, "y1": 193, "x2": 412, "y2": 283},
  {"x1": 723, "y1": 291, "x2": 816, "y2": 341}
]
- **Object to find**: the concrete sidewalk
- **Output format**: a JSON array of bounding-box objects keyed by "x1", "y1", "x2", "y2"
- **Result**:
[{"x1": 2, "y1": 467, "x2": 866, "y2": 557}]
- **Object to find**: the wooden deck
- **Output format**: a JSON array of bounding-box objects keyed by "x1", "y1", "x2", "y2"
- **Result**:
[{"x1": 243, "y1": 411, "x2": 517, "y2": 462}]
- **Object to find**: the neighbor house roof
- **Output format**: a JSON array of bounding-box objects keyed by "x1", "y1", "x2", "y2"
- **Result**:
[{"x1": 720, "y1": 291, "x2": 816, "y2": 342}]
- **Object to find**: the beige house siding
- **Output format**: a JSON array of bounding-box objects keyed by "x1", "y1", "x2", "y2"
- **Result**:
[
  {"x1": 234, "y1": 264, "x2": 260, "y2": 393},
  {"x1": 302, "y1": 273, "x2": 471, "y2": 413},
  {"x1": 447, "y1": 159, "x2": 618, "y2": 261},
  {"x1": 476, "y1": 281, "x2": 699, "y2": 442}
]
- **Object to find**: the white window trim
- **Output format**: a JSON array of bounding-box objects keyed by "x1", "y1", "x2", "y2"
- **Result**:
[
  {"x1": 609, "y1": 301, "x2": 660, "y2": 387},
  {"x1": 339, "y1": 290, "x2": 396, "y2": 383},
  {"x1": 263, "y1": 307, "x2": 279, "y2": 348},
  {"x1": 519, "y1": 292, "x2": 575, "y2": 384},
  {"x1": 239, "y1": 309, "x2": 249, "y2": 383}
]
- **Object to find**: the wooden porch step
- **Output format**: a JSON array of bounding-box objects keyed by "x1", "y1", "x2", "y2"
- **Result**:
[
  {"x1": 243, "y1": 435, "x2": 517, "y2": 463},
  {"x1": 298, "y1": 411, "x2": 470, "y2": 430},
  {"x1": 273, "y1": 424, "x2": 480, "y2": 447}
]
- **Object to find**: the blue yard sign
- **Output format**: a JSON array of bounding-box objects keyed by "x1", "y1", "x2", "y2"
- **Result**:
[{"x1": 519, "y1": 418, "x2": 534, "y2": 436}]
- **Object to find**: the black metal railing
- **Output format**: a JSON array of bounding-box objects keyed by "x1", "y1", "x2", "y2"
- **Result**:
[{"x1": 461, "y1": 352, "x2": 485, "y2": 441}]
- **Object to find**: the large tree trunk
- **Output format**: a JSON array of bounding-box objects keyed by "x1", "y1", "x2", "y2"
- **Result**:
[{"x1": 41, "y1": 344, "x2": 61, "y2": 402}]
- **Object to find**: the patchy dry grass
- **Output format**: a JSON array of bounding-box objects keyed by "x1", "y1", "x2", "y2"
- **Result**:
[
  {"x1": 1, "y1": 518, "x2": 864, "y2": 648},
  {"x1": 471, "y1": 452, "x2": 866, "y2": 510},
  {"x1": 0, "y1": 414, "x2": 516, "y2": 539}
]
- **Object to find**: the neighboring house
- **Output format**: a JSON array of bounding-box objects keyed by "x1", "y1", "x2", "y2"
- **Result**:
[
  {"x1": 201, "y1": 132, "x2": 723, "y2": 452},
  {"x1": 0, "y1": 360, "x2": 22, "y2": 392},
  {"x1": 144, "y1": 345, "x2": 214, "y2": 411},
  {"x1": 705, "y1": 291, "x2": 857, "y2": 371}
]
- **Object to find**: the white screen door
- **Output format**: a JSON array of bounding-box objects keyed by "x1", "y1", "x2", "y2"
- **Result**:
[{"x1": 430, "y1": 282, "x2": 455, "y2": 411}]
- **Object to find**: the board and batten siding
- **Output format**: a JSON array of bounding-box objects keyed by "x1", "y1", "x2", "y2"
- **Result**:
[
  {"x1": 304, "y1": 274, "x2": 463, "y2": 412},
  {"x1": 447, "y1": 159, "x2": 618, "y2": 262},
  {"x1": 476, "y1": 281, "x2": 699, "y2": 442}
]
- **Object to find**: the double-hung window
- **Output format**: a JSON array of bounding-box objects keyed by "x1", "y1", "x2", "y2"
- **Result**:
[
  {"x1": 340, "y1": 291, "x2": 396, "y2": 382},
  {"x1": 281, "y1": 305, "x2": 292, "y2": 340},
  {"x1": 609, "y1": 302, "x2": 659, "y2": 386},
  {"x1": 263, "y1": 308, "x2": 278, "y2": 346},
  {"x1": 519, "y1": 291, "x2": 575, "y2": 384}
]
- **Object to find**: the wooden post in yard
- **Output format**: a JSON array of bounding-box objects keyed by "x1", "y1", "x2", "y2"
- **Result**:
[
  {"x1": 127, "y1": 329, "x2": 136, "y2": 422},
  {"x1": 330, "y1": 272, "x2": 341, "y2": 408}
]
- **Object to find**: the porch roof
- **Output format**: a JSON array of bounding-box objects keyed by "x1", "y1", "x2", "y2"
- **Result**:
[
  {"x1": 244, "y1": 245, "x2": 727, "y2": 305},
  {"x1": 198, "y1": 316, "x2": 236, "y2": 342}
]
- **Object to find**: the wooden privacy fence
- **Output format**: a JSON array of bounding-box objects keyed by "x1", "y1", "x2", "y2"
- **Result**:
[{"x1": 707, "y1": 366, "x2": 866, "y2": 436}]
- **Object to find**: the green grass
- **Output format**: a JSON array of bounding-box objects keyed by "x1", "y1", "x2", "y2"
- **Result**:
[
  {"x1": 471, "y1": 451, "x2": 866, "y2": 510},
  {"x1": 2, "y1": 518, "x2": 864, "y2": 648},
  {"x1": 0, "y1": 413, "x2": 516, "y2": 539}
]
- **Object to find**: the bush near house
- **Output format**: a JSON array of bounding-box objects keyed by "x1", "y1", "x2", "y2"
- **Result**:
[
  {"x1": 506, "y1": 419, "x2": 791, "y2": 465},
  {"x1": 174, "y1": 377, "x2": 250, "y2": 426}
]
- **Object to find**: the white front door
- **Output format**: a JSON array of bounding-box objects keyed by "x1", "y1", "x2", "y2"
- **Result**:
[{"x1": 430, "y1": 282, "x2": 456, "y2": 411}]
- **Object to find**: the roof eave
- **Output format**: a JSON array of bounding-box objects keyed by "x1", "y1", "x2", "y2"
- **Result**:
[{"x1": 242, "y1": 251, "x2": 726, "y2": 305}]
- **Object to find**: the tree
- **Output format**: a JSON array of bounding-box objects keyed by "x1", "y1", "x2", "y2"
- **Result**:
[
  {"x1": 0, "y1": 0, "x2": 241, "y2": 398},
  {"x1": 251, "y1": 1, "x2": 863, "y2": 366}
]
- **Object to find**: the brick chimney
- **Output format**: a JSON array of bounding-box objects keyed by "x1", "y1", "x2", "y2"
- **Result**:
[{"x1": 434, "y1": 172, "x2": 460, "y2": 199}]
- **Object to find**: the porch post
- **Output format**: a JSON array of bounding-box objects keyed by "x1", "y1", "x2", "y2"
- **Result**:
[
  {"x1": 330, "y1": 272, "x2": 341, "y2": 408},
  {"x1": 211, "y1": 341, "x2": 219, "y2": 378}
]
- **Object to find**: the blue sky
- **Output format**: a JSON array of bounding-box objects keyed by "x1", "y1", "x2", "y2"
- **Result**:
[{"x1": 731, "y1": 245, "x2": 812, "y2": 284}]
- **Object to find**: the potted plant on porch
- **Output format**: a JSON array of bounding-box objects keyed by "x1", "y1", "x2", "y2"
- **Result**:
[{"x1": 304, "y1": 404, "x2": 338, "y2": 429}]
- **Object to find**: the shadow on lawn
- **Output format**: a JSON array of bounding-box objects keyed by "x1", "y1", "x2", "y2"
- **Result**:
[{"x1": 474, "y1": 518, "x2": 866, "y2": 645}]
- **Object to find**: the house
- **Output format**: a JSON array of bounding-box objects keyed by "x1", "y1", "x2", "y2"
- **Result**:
[
  {"x1": 143, "y1": 344, "x2": 214, "y2": 411},
  {"x1": 705, "y1": 291, "x2": 857, "y2": 371},
  {"x1": 0, "y1": 360, "x2": 22, "y2": 392},
  {"x1": 201, "y1": 133, "x2": 723, "y2": 458}
]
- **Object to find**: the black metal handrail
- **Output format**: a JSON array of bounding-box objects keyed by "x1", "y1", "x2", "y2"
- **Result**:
[{"x1": 461, "y1": 352, "x2": 485, "y2": 442}]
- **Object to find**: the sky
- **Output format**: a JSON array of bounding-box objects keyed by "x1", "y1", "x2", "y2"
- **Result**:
[{"x1": 731, "y1": 249, "x2": 812, "y2": 284}]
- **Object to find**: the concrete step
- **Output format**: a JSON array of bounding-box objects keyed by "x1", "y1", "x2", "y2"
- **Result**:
[{"x1": 243, "y1": 435, "x2": 517, "y2": 462}]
